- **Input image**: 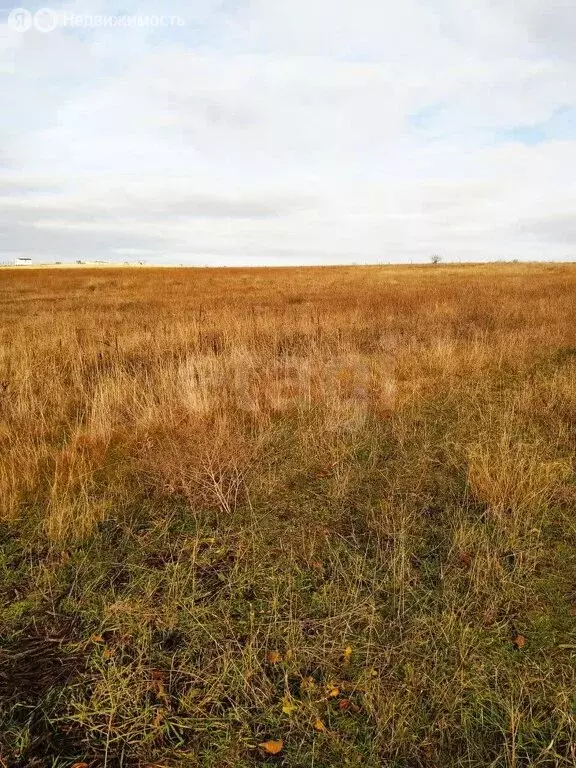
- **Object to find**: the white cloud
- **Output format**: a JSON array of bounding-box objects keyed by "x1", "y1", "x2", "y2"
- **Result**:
[{"x1": 0, "y1": 0, "x2": 575, "y2": 264}]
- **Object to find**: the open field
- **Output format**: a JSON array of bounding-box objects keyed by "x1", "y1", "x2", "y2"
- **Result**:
[{"x1": 1, "y1": 262, "x2": 576, "y2": 767}]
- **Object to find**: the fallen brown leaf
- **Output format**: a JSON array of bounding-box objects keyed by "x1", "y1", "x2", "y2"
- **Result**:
[
  {"x1": 512, "y1": 633, "x2": 526, "y2": 649},
  {"x1": 282, "y1": 696, "x2": 297, "y2": 715},
  {"x1": 266, "y1": 650, "x2": 282, "y2": 664},
  {"x1": 313, "y1": 718, "x2": 326, "y2": 732},
  {"x1": 259, "y1": 739, "x2": 284, "y2": 755}
]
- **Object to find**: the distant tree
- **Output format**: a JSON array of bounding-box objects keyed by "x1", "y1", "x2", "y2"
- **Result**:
[{"x1": 430, "y1": 254, "x2": 442, "y2": 265}]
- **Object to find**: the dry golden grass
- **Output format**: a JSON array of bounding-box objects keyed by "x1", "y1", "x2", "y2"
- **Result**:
[{"x1": 1, "y1": 262, "x2": 576, "y2": 767}]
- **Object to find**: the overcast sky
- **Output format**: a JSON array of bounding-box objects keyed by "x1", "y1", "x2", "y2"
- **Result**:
[{"x1": 1, "y1": 0, "x2": 575, "y2": 265}]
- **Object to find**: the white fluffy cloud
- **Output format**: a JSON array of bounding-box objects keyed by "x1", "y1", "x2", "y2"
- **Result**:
[{"x1": 1, "y1": 0, "x2": 575, "y2": 264}]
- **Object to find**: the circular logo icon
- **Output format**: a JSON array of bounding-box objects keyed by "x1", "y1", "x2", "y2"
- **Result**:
[
  {"x1": 33, "y1": 7, "x2": 58, "y2": 33},
  {"x1": 7, "y1": 7, "x2": 33, "y2": 32}
]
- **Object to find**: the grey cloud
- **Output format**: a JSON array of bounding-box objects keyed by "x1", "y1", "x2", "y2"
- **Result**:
[
  {"x1": 0, "y1": 209, "x2": 174, "y2": 261},
  {"x1": 0, "y1": 191, "x2": 311, "y2": 220},
  {"x1": 0, "y1": 183, "x2": 61, "y2": 196},
  {"x1": 128, "y1": 195, "x2": 311, "y2": 219},
  {"x1": 516, "y1": 214, "x2": 576, "y2": 244},
  {"x1": 517, "y1": 2, "x2": 576, "y2": 60}
]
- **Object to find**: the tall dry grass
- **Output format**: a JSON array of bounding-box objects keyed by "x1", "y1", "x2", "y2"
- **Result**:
[{"x1": 1, "y1": 263, "x2": 573, "y2": 539}]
